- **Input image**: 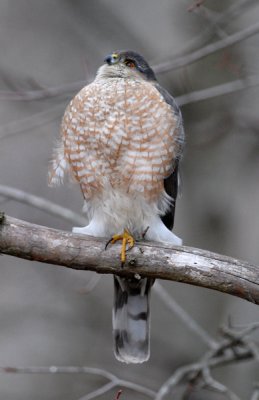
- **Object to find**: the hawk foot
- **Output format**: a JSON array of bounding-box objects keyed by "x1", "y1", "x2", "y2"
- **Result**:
[{"x1": 105, "y1": 229, "x2": 134, "y2": 267}]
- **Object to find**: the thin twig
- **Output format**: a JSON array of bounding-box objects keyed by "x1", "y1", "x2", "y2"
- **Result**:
[
  {"x1": 251, "y1": 386, "x2": 259, "y2": 400},
  {"x1": 0, "y1": 80, "x2": 87, "y2": 101},
  {"x1": 77, "y1": 273, "x2": 101, "y2": 295},
  {"x1": 153, "y1": 21, "x2": 259, "y2": 74},
  {"x1": 181, "y1": 0, "x2": 258, "y2": 55},
  {"x1": 221, "y1": 322, "x2": 259, "y2": 339},
  {"x1": 0, "y1": 104, "x2": 64, "y2": 140},
  {"x1": 155, "y1": 322, "x2": 259, "y2": 400},
  {"x1": 78, "y1": 382, "x2": 116, "y2": 400},
  {"x1": 177, "y1": 75, "x2": 259, "y2": 106},
  {"x1": 0, "y1": 365, "x2": 117, "y2": 377},
  {"x1": 154, "y1": 282, "x2": 218, "y2": 349},
  {"x1": 0, "y1": 185, "x2": 86, "y2": 225},
  {"x1": 155, "y1": 347, "x2": 253, "y2": 400},
  {"x1": 202, "y1": 367, "x2": 241, "y2": 400},
  {"x1": 115, "y1": 380, "x2": 155, "y2": 398},
  {"x1": 190, "y1": 6, "x2": 228, "y2": 40},
  {"x1": 1, "y1": 15, "x2": 259, "y2": 103},
  {"x1": 0, "y1": 366, "x2": 155, "y2": 400},
  {"x1": 1, "y1": 75, "x2": 258, "y2": 142}
]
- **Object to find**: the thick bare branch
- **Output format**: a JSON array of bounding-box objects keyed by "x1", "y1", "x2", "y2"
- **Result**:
[{"x1": 0, "y1": 214, "x2": 259, "y2": 305}]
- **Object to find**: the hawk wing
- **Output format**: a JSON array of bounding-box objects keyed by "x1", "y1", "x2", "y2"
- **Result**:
[
  {"x1": 162, "y1": 164, "x2": 179, "y2": 230},
  {"x1": 154, "y1": 84, "x2": 184, "y2": 230}
]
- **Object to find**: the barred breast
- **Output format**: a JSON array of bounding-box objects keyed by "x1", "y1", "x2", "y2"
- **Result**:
[{"x1": 60, "y1": 78, "x2": 182, "y2": 202}]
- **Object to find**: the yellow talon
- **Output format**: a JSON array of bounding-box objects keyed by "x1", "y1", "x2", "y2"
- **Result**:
[{"x1": 106, "y1": 229, "x2": 134, "y2": 266}]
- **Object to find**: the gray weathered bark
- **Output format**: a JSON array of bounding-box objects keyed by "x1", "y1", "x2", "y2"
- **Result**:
[{"x1": 0, "y1": 213, "x2": 258, "y2": 305}]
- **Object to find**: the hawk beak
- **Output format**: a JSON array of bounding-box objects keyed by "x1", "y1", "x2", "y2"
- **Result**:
[{"x1": 104, "y1": 53, "x2": 119, "y2": 65}]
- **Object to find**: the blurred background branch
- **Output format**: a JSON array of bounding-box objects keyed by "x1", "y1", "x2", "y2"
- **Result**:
[
  {"x1": 0, "y1": 321, "x2": 258, "y2": 400},
  {"x1": 156, "y1": 322, "x2": 259, "y2": 400},
  {"x1": 0, "y1": 185, "x2": 85, "y2": 225}
]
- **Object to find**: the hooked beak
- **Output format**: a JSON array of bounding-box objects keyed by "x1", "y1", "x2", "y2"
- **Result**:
[{"x1": 104, "y1": 53, "x2": 119, "y2": 65}]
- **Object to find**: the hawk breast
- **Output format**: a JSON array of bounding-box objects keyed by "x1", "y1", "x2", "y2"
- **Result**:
[{"x1": 62, "y1": 78, "x2": 181, "y2": 201}]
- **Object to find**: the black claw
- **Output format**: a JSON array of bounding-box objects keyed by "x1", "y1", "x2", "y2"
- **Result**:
[
  {"x1": 142, "y1": 226, "x2": 150, "y2": 239},
  {"x1": 105, "y1": 238, "x2": 113, "y2": 250},
  {"x1": 126, "y1": 245, "x2": 134, "y2": 253}
]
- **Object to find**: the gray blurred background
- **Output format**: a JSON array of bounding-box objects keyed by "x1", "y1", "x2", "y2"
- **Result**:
[{"x1": 0, "y1": 1, "x2": 259, "y2": 399}]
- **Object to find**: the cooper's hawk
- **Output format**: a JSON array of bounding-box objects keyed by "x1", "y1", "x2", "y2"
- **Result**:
[{"x1": 49, "y1": 50, "x2": 184, "y2": 363}]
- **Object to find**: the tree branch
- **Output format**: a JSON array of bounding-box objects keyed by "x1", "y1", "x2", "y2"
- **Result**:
[
  {"x1": 176, "y1": 75, "x2": 259, "y2": 106},
  {"x1": 181, "y1": 0, "x2": 258, "y2": 55},
  {"x1": 0, "y1": 366, "x2": 155, "y2": 399},
  {"x1": 2, "y1": 18, "x2": 259, "y2": 103},
  {"x1": 0, "y1": 184, "x2": 218, "y2": 349},
  {"x1": 0, "y1": 213, "x2": 259, "y2": 305},
  {"x1": 153, "y1": 21, "x2": 259, "y2": 74},
  {"x1": 156, "y1": 322, "x2": 259, "y2": 400},
  {"x1": 154, "y1": 283, "x2": 218, "y2": 349},
  {"x1": 0, "y1": 185, "x2": 86, "y2": 225}
]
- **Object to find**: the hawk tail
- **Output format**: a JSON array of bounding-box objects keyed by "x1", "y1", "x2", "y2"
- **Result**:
[{"x1": 113, "y1": 276, "x2": 154, "y2": 364}]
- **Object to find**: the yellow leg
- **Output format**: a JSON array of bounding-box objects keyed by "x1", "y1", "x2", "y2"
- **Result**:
[{"x1": 106, "y1": 229, "x2": 134, "y2": 265}]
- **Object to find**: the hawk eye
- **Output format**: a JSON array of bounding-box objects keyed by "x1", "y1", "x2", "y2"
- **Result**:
[{"x1": 125, "y1": 59, "x2": 136, "y2": 68}]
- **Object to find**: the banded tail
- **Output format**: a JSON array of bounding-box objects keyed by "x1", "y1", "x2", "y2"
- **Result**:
[{"x1": 113, "y1": 275, "x2": 154, "y2": 364}]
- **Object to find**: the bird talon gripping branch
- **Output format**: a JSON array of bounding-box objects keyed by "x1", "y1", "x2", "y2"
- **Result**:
[{"x1": 106, "y1": 229, "x2": 134, "y2": 266}]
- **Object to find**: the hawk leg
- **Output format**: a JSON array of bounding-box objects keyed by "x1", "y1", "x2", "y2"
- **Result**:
[{"x1": 106, "y1": 229, "x2": 134, "y2": 265}]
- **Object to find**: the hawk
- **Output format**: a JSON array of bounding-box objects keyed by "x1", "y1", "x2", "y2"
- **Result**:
[{"x1": 49, "y1": 50, "x2": 184, "y2": 363}]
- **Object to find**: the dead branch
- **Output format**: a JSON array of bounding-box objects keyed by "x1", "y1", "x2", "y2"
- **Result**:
[
  {"x1": 182, "y1": 0, "x2": 257, "y2": 56},
  {"x1": 0, "y1": 366, "x2": 155, "y2": 400},
  {"x1": 154, "y1": 283, "x2": 218, "y2": 349},
  {"x1": 153, "y1": 21, "x2": 259, "y2": 74},
  {"x1": 176, "y1": 75, "x2": 259, "y2": 106},
  {"x1": 0, "y1": 80, "x2": 86, "y2": 101},
  {"x1": 0, "y1": 213, "x2": 259, "y2": 305},
  {"x1": 1, "y1": 19, "x2": 259, "y2": 103},
  {"x1": 156, "y1": 322, "x2": 259, "y2": 400},
  {"x1": 0, "y1": 189, "x2": 224, "y2": 348},
  {"x1": 0, "y1": 185, "x2": 86, "y2": 225},
  {"x1": 0, "y1": 323, "x2": 258, "y2": 400},
  {"x1": 0, "y1": 104, "x2": 64, "y2": 140}
]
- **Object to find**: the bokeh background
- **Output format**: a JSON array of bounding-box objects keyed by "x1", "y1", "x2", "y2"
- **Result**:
[{"x1": 0, "y1": 1, "x2": 259, "y2": 399}]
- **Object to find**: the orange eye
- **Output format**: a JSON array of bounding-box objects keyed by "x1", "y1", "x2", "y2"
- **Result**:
[{"x1": 125, "y1": 60, "x2": 135, "y2": 68}]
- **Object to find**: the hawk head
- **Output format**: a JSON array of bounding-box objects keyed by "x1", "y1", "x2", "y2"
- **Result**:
[{"x1": 97, "y1": 50, "x2": 156, "y2": 81}]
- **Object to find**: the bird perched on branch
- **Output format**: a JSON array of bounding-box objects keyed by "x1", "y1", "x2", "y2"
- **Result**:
[{"x1": 49, "y1": 50, "x2": 184, "y2": 363}]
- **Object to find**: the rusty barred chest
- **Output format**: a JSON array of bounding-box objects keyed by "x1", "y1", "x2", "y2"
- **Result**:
[{"x1": 61, "y1": 78, "x2": 180, "y2": 202}]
